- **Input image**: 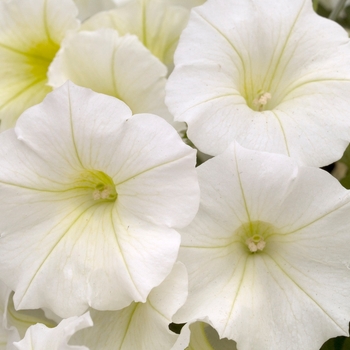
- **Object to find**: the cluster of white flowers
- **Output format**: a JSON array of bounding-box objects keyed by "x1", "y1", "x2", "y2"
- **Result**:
[{"x1": 0, "y1": 0, "x2": 350, "y2": 349}]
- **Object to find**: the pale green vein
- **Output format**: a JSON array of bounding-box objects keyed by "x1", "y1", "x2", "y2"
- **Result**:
[
  {"x1": 112, "y1": 208, "x2": 143, "y2": 299},
  {"x1": 270, "y1": 110, "x2": 290, "y2": 156},
  {"x1": 17, "y1": 200, "x2": 98, "y2": 307}
]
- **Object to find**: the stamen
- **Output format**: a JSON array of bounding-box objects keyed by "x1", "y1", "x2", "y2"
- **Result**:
[
  {"x1": 253, "y1": 92, "x2": 272, "y2": 111},
  {"x1": 92, "y1": 190, "x2": 102, "y2": 200},
  {"x1": 92, "y1": 185, "x2": 116, "y2": 201},
  {"x1": 78, "y1": 170, "x2": 117, "y2": 202},
  {"x1": 246, "y1": 235, "x2": 266, "y2": 253}
]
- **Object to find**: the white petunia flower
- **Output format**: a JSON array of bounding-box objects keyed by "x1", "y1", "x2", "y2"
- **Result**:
[
  {"x1": 166, "y1": 0, "x2": 350, "y2": 166},
  {"x1": 0, "y1": 0, "x2": 79, "y2": 130},
  {"x1": 48, "y1": 29, "x2": 177, "y2": 128},
  {"x1": 0, "y1": 82, "x2": 199, "y2": 318},
  {"x1": 13, "y1": 312, "x2": 92, "y2": 350},
  {"x1": 174, "y1": 142, "x2": 350, "y2": 350},
  {"x1": 81, "y1": 0, "x2": 191, "y2": 72},
  {"x1": 71, "y1": 262, "x2": 188, "y2": 350}
]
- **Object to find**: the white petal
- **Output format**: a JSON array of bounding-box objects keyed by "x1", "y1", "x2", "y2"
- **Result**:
[
  {"x1": 166, "y1": 0, "x2": 350, "y2": 166},
  {"x1": 14, "y1": 312, "x2": 92, "y2": 350},
  {"x1": 0, "y1": 0, "x2": 79, "y2": 130},
  {"x1": 71, "y1": 262, "x2": 188, "y2": 350},
  {"x1": 175, "y1": 143, "x2": 350, "y2": 350}
]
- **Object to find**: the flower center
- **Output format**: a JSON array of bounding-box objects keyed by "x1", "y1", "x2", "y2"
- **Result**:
[
  {"x1": 236, "y1": 220, "x2": 275, "y2": 254},
  {"x1": 240, "y1": 72, "x2": 276, "y2": 111},
  {"x1": 252, "y1": 91, "x2": 272, "y2": 111},
  {"x1": 246, "y1": 234, "x2": 266, "y2": 252},
  {"x1": 27, "y1": 41, "x2": 60, "y2": 82},
  {"x1": 92, "y1": 184, "x2": 117, "y2": 201},
  {"x1": 77, "y1": 170, "x2": 117, "y2": 202}
]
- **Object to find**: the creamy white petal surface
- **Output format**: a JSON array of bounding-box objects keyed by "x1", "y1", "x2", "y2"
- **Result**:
[
  {"x1": 174, "y1": 143, "x2": 350, "y2": 350},
  {"x1": 81, "y1": 0, "x2": 189, "y2": 70},
  {"x1": 48, "y1": 29, "x2": 176, "y2": 126},
  {"x1": 166, "y1": 0, "x2": 350, "y2": 166},
  {"x1": 0, "y1": 82, "x2": 199, "y2": 318},
  {"x1": 0, "y1": 0, "x2": 79, "y2": 130},
  {"x1": 71, "y1": 262, "x2": 188, "y2": 350},
  {"x1": 14, "y1": 312, "x2": 92, "y2": 350}
]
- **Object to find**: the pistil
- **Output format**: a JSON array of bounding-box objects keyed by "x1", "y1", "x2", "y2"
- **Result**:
[{"x1": 253, "y1": 92, "x2": 272, "y2": 111}]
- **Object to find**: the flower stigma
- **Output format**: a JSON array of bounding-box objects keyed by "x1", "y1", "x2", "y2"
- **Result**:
[
  {"x1": 235, "y1": 220, "x2": 275, "y2": 254},
  {"x1": 246, "y1": 234, "x2": 266, "y2": 252},
  {"x1": 92, "y1": 184, "x2": 116, "y2": 201},
  {"x1": 77, "y1": 170, "x2": 117, "y2": 202},
  {"x1": 252, "y1": 91, "x2": 272, "y2": 111}
]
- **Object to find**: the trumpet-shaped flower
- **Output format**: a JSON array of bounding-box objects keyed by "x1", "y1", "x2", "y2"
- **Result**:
[
  {"x1": 174, "y1": 143, "x2": 350, "y2": 350},
  {"x1": 81, "y1": 0, "x2": 191, "y2": 71},
  {"x1": 71, "y1": 262, "x2": 188, "y2": 350},
  {"x1": 0, "y1": 82, "x2": 199, "y2": 318},
  {"x1": 166, "y1": 0, "x2": 350, "y2": 166},
  {"x1": 48, "y1": 29, "x2": 179, "y2": 128},
  {"x1": 14, "y1": 312, "x2": 92, "y2": 350},
  {"x1": 0, "y1": 0, "x2": 79, "y2": 130}
]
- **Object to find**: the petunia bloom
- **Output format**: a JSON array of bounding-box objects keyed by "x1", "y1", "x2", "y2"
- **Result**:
[
  {"x1": 174, "y1": 142, "x2": 350, "y2": 350},
  {"x1": 0, "y1": 0, "x2": 79, "y2": 130},
  {"x1": 166, "y1": 0, "x2": 350, "y2": 166},
  {"x1": 0, "y1": 82, "x2": 199, "y2": 318}
]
